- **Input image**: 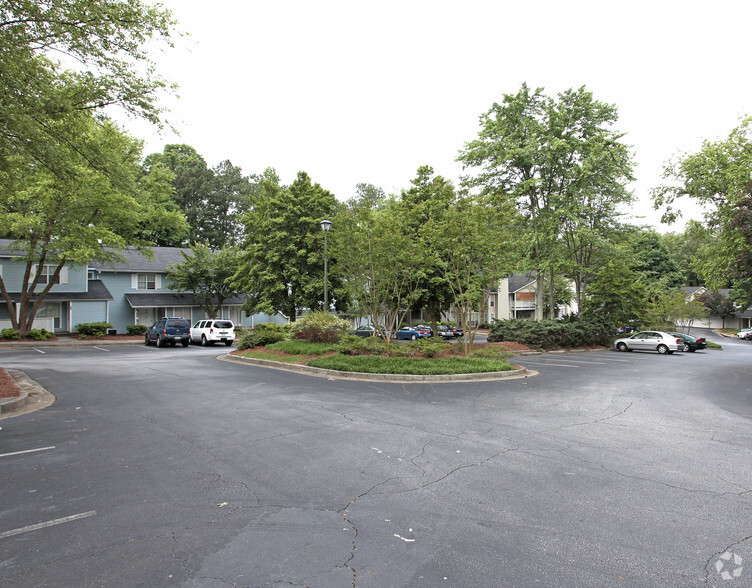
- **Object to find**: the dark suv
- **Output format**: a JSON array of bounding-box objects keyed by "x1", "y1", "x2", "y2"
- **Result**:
[{"x1": 145, "y1": 317, "x2": 191, "y2": 347}]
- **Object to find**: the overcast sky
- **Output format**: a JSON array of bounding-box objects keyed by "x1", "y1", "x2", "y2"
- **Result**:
[{"x1": 132, "y1": 0, "x2": 752, "y2": 231}]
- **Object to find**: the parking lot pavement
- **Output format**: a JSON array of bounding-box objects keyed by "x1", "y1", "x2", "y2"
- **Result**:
[{"x1": 1, "y1": 341, "x2": 751, "y2": 587}]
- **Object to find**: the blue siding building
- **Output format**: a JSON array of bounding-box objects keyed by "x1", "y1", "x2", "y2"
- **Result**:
[{"x1": 0, "y1": 240, "x2": 285, "y2": 333}]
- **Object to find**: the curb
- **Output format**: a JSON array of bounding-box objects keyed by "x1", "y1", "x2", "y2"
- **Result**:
[
  {"x1": 219, "y1": 353, "x2": 533, "y2": 383},
  {"x1": 0, "y1": 389, "x2": 28, "y2": 414}
]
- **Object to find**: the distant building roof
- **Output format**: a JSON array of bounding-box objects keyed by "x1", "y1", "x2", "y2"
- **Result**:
[
  {"x1": 6, "y1": 280, "x2": 113, "y2": 302},
  {"x1": 508, "y1": 272, "x2": 537, "y2": 293}
]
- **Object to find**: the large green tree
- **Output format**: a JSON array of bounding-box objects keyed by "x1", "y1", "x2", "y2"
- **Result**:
[
  {"x1": 331, "y1": 186, "x2": 426, "y2": 340},
  {"x1": 232, "y1": 171, "x2": 338, "y2": 321},
  {"x1": 458, "y1": 84, "x2": 634, "y2": 318},
  {"x1": 165, "y1": 244, "x2": 241, "y2": 319},
  {"x1": 652, "y1": 116, "x2": 752, "y2": 307},
  {"x1": 1, "y1": 0, "x2": 176, "y2": 178},
  {"x1": 0, "y1": 119, "x2": 186, "y2": 335}
]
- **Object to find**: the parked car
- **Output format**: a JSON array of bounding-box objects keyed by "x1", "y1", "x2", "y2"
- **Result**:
[
  {"x1": 736, "y1": 327, "x2": 752, "y2": 339},
  {"x1": 353, "y1": 325, "x2": 384, "y2": 338},
  {"x1": 613, "y1": 331, "x2": 682, "y2": 354},
  {"x1": 414, "y1": 324, "x2": 434, "y2": 337},
  {"x1": 669, "y1": 332, "x2": 707, "y2": 352},
  {"x1": 437, "y1": 324, "x2": 464, "y2": 338},
  {"x1": 191, "y1": 319, "x2": 236, "y2": 346},
  {"x1": 395, "y1": 326, "x2": 432, "y2": 340},
  {"x1": 145, "y1": 317, "x2": 191, "y2": 347}
]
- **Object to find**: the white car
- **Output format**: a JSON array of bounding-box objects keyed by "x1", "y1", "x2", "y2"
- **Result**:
[
  {"x1": 190, "y1": 319, "x2": 236, "y2": 346},
  {"x1": 613, "y1": 330, "x2": 683, "y2": 354},
  {"x1": 737, "y1": 328, "x2": 752, "y2": 339}
]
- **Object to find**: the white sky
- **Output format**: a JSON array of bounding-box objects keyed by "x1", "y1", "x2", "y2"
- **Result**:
[{"x1": 131, "y1": 0, "x2": 752, "y2": 232}]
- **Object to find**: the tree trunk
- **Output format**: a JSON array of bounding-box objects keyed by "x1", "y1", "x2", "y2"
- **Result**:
[{"x1": 536, "y1": 273, "x2": 544, "y2": 320}]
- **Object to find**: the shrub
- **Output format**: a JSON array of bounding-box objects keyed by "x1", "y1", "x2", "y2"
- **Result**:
[
  {"x1": 25, "y1": 328, "x2": 53, "y2": 340},
  {"x1": 127, "y1": 324, "x2": 148, "y2": 335},
  {"x1": 337, "y1": 334, "x2": 387, "y2": 355},
  {"x1": 2, "y1": 328, "x2": 19, "y2": 340},
  {"x1": 237, "y1": 329, "x2": 287, "y2": 350},
  {"x1": 265, "y1": 340, "x2": 339, "y2": 355},
  {"x1": 289, "y1": 311, "x2": 351, "y2": 343},
  {"x1": 75, "y1": 322, "x2": 113, "y2": 337},
  {"x1": 469, "y1": 346, "x2": 513, "y2": 361},
  {"x1": 487, "y1": 317, "x2": 614, "y2": 350},
  {"x1": 411, "y1": 338, "x2": 451, "y2": 358}
]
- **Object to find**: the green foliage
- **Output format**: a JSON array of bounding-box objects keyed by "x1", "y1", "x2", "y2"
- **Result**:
[
  {"x1": 288, "y1": 311, "x2": 351, "y2": 342},
  {"x1": 232, "y1": 170, "x2": 339, "y2": 319},
  {"x1": 75, "y1": 322, "x2": 113, "y2": 337},
  {"x1": 469, "y1": 347, "x2": 513, "y2": 361},
  {"x1": 165, "y1": 244, "x2": 241, "y2": 318},
  {"x1": 337, "y1": 334, "x2": 387, "y2": 355},
  {"x1": 583, "y1": 256, "x2": 647, "y2": 327},
  {"x1": 307, "y1": 355, "x2": 516, "y2": 375},
  {"x1": 487, "y1": 317, "x2": 614, "y2": 350},
  {"x1": 409, "y1": 338, "x2": 453, "y2": 358},
  {"x1": 265, "y1": 340, "x2": 339, "y2": 355},
  {"x1": 127, "y1": 324, "x2": 148, "y2": 335},
  {"x1": 1, "y1": 328, "x2": 19, "y2": 340},
  {"x1": 25, "y1": 328, "x2": 52, "y2": 341},
  {"x1": 236, "y1": 326, "x2": 287, "y2": 350}
]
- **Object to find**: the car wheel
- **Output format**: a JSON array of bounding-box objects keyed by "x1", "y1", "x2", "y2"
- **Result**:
[
  {"x1": 170, "y1": 341, "x2": 176, "y2": 346},
  {"x1": 201, "y1": 335, "x2": 208, "y2": 347},
  {"x1": 410, "y1": 334, "x2": 416, "y2": 340},
  {"x1": 689, "y1": 348, "x2": 696, "y2": 352},
  {"x1": 156, "y1": 336, "x2": 164, "y2": 348},
  {"x1": 657, "y1": 344, "x2": 669, "y2": 354},
  {"x1": 144, "y1": 335, "x2": 150, "y2": 346},
  {"x1": 181, "y1": 340, "x2": 189, "y2": 347},
  {"x1": 225, "y1": 341, "x2": 232, "y2": 347},
  {"x1": 683, "y1": 343, "x2": 691, "y2": 352},
  {"x1": 616, "y1": 342, "x2": 627, "y2": 352}
]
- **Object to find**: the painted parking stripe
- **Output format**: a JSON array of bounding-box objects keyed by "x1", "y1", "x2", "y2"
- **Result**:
[
  {"x1": 94, "y1": 347, "x2": 110, "y2": 352},
  {"x1": 0, "y1": 511, "x2": 96, "y2": 540},
  {"x1": 517, "y1": 361, "x2": 579, "y2": 368},
  {"x1": 0, "y1": 446, "x2": 56, "y2": 459}
]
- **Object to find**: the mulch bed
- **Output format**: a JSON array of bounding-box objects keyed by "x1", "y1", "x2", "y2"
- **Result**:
[{"x1": 0, "y1": 367, "x2": 22, "y2": 399}]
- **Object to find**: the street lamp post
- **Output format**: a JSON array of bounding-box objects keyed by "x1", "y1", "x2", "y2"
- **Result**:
[{"x1": 320, "y1": 219, "x2": 332, "y2": 310}]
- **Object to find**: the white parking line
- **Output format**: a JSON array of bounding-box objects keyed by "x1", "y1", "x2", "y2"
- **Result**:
[
  {"x1": 0, "y1": 446, "x2": 56, "y2": 459},
  {"x1": 0, "y1": 511, "x2": 97, "y2": 540},
  {"x1": 34, "y1": 349, "x2": 45, "y2": 354},
  {"x1": 94, "y1": 347, "x2": 110, "y2": 352},
  {"x1": 518, "y1": 361, "x2": 579, "y2": 368}
]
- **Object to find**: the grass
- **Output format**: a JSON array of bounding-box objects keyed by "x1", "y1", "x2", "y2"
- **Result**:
[
  {"x1": 707, "y1": 341, "x2": 722, "y2": 349},
  {"x1": 307, "y1": 354, "x2": 516, "y2": 375},
  {"x1": 235, "y1": 350, "x2": 308, "y2": 363}
]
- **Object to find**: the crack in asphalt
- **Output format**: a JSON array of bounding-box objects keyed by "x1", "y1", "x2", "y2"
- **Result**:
[{"x1": 704, "y1": 534, "x2": 752, "y2": 587}]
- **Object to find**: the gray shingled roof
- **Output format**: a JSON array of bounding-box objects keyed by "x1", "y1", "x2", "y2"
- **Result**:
[
  {"x1": 508, "y1": 272, "x2": 536, "y2": 293},
  {"x1": 6, "y1": 280, "x2": 113, "y2": 302}
]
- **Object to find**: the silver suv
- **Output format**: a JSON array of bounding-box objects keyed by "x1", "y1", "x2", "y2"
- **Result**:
[{"x1": 190, "y1": 319, "x2": 236, "y2": 346}]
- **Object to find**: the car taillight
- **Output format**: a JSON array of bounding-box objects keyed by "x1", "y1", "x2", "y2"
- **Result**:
[
  {"x1": 210, "y1": 328, "x2": 214, "y2": 333},
  {"x1": 696, "y1": 338, "x2": 705, "y2": 343},
  {"x1": 162, "y1": 329, "x2": 167, "y2": 335},
  {"x1": 675, "y1": 338, "x2": 681, "y2": 343}
]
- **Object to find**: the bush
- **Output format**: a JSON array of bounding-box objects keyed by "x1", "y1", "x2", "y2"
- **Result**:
[
  {"x1": 127, "y1": 324, "x2": 148, "y2": 335},
  {"x1": 337, "y1": 334, "x2": 387, "y2": 355},
  {"x1": 307, "y1": 355, "x2": 516, "y2": 375},
  {"x1": 469, "y1": 346, "x2": 513, "y2": 361},
  {"x1": 411, "y1": 338, "x2": 452, "y2": 358},
  {"x1": 289, "y1": 311, "x2": 351, "y2": 343},
  {"x1": 237, "y1": 329, "x2": 287, "y2": 350},
  {"x1": 25, "y1": 328, "x2": 53, "y2": 340},
  {"x1": 1, "y1": 328, "x2": 19, "y2": 340},
  {"x1": 265, "y1": 340, "x2": 339, "y2": 355},
  {"x1": 487, "y1": 317, "x2": 614, "y2": 350},
  {"x1": 75, "y1": 322, "x2": 113, "y2": 337}
]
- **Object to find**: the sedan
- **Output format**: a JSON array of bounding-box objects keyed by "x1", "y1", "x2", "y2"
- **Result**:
[
  {"x1": 613, "y1": 331, "x2": 683, "y2": 354},
  {"x1": 395, "y1": 326, "x2": 432, "y2": 340},
  {"x1": 437, "y1": 324, "x2": 464, "y2": 338},
  {"x1": 669, "y1": 332, "x2": 707, "y2": 352},
  {"x1": 736, "y1": 327, "x2": 752, "y2": 339},
  {"x1": 353, "y1": 325, "x2": 384, "y2": 338}
]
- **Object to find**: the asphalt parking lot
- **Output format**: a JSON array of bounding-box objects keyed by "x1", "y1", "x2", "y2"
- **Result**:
[{"x1": 0, "y1": 329, "x2": 750, "y2": 587}]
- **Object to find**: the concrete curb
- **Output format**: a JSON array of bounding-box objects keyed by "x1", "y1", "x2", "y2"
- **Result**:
[
  {"x1": 0, "y1": 389, "x2": 28, "y2": 414},
  {"x1": 219, "y1": 353, "x2": 534, "y2": 383},
  {"x1": 0, "y1": 337, "x2": 143, "y2": 348}
]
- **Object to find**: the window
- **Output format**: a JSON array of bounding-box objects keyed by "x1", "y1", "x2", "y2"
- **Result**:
[
  {"x1": 37, "y1": 265, "x2": 59, "y2": 285},
  {"x1": 137, "y1": 273, "x2": 156, "y2": 290}
]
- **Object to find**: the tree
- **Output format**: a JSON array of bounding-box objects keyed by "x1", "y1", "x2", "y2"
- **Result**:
[
  {"x1": 400, "y1": 166, "x2": 456, "y2": 333},
  {"x1": 583, "y1": 255, "x2": 646, "y2": 328},
  {"x1": 458, "y1": 84, "x2": 634, "y2": 318},
  {"x1": 625, "y1": 230, "x2": 684, "y2": 295},
  {"x1": 696, "y1": 290, "x2": 736, "y2": 329},
  {"x1": 330, "y1": 187, "x2": 426, "y2": 341},
  {"x1": 1, "y1": 0, "x2": 177, "y2": 179},
  {"x1": 232, "y1": 171, "x2": 337, "y2": 320},
  {"x1": 165, "y1": 245, "x2": 241, "y2": 319},
  {"x1": 652, "y1": 116, "x2": 752, "y2": 307},
  {"x1": 0, "y1": 118, "x2": 187, "y2": 335},
  {"x1": 426, "y1": 194, "x2": 519, "y2": 353}
]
